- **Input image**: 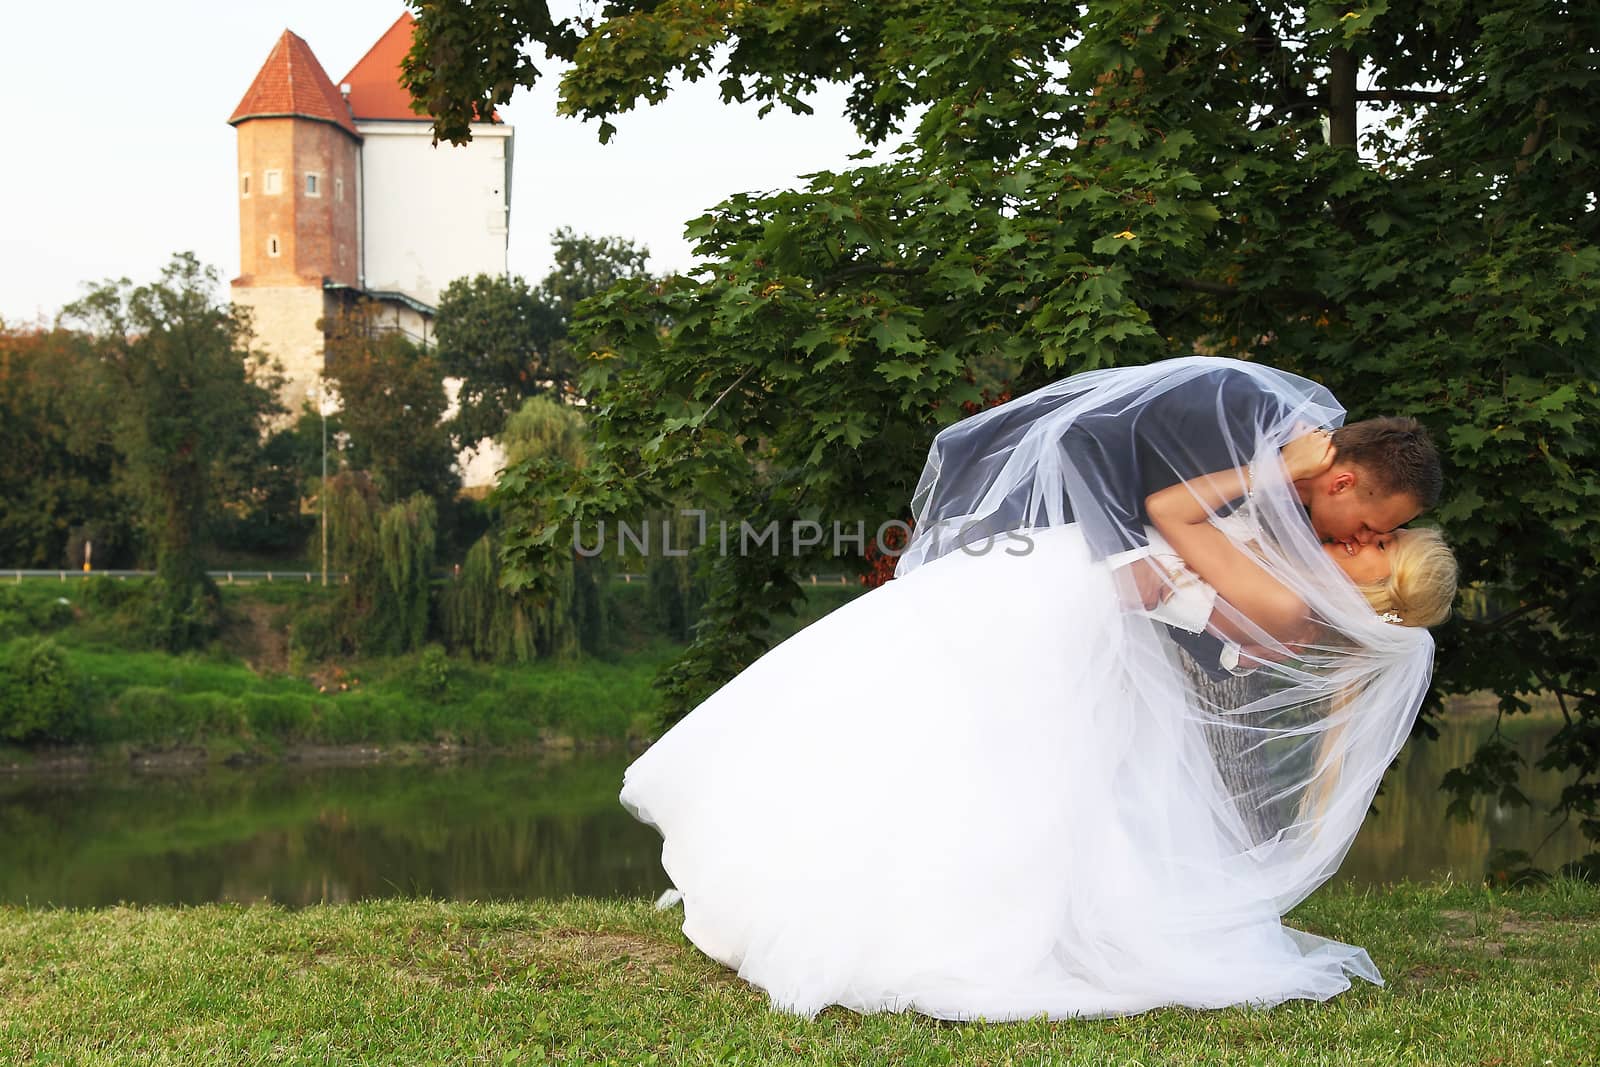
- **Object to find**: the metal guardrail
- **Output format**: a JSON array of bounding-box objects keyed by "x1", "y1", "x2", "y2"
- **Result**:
[
  {"x1": 4, "y1": 569, "x2": 345, "y2": 584},
  {"x1": 5, "y1": 568, "x2": 861, "y2": 586}
]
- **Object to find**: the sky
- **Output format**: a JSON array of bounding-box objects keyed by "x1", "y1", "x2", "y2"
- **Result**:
[{"x1": 0, "y1": 1, "x2": 890, "y2": 324}]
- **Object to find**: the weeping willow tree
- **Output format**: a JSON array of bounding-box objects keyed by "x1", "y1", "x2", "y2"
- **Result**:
[
  {"x1": 499, "y1": 394, "x2": 590, "y2": 469},
  {"x1": 439, "y1": 395, "x2": 608, "y2": 662},
  {"x1": 441, "y1": 530, "x2": 581, "y2": 663},
  {"x1": 326, "y1": 472, "x2": 437, "y2": 656}
]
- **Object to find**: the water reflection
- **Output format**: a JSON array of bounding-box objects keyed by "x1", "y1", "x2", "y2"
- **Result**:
[
  {"x1": 0, "y1": 709, "x2": 1587, "y2": 907},
  {"x1": 0, "y1": 754, "x2": 670, "y2": 907},
  {"x1": 1341, "y1": 707, "x2": 1589, "y2": 884}
]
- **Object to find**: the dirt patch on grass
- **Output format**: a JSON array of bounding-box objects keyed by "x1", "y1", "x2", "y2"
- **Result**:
[
  {"x1": 1436, "y1": 910, "x2": 1595, "y2": 959},
  {"x1": 529, "y1": 927, "x2": 688, "y2": 971},
  {"x1": 379, "y1": 925, "x2": 709, "y2": 992},
  {"x1": 221, "y1": 600, "x2": 290, "y2": 674}
]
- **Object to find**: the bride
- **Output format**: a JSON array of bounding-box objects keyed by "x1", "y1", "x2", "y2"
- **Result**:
[{"x1": 619, "y1": 357, "x2": 1459, "y2": 1022}]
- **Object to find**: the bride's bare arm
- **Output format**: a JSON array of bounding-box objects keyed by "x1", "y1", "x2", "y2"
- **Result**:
[{"x1": 1144, "y1": 432, "x2": 1337, "y2": 644}]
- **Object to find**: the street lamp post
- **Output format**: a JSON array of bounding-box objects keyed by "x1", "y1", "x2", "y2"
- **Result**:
[{"x1": 307, "y1": 383, "x2": 329, "y2": 587}]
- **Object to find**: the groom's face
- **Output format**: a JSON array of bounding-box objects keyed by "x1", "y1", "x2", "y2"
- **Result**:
[{"x1": 1307, "y1": 468, "x2": 1421, "y2": 550}]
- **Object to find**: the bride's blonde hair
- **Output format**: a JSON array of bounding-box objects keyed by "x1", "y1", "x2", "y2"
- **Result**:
[
  {"x1": 1298, "y1": 528, "x2": 1457, "y2": 835},
  {"x1": 1356, "y1": 526, "x2": 1458, "y2": 628}
]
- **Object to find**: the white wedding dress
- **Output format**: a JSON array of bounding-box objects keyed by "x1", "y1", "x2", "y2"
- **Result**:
[{"x1": 619, "y1": 520, "x2": 1389, "y2": 1022}]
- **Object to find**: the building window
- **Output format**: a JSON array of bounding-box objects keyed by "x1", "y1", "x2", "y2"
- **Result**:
[
  {"x1": 263, "y1": 169, "x2": 282, "y2": 195},
  {"x1": 335, "y1": 177, "x2": 344, "y2": 203},
  {"x1": 305, "y1": 172, "x2": 321, "y2": 197},
  {"x1": 241, "y1": 173, "x2": 251, "y2": 198},
  {"x1": 267, "y1": 235, "x2": 281, "y2": 258}
]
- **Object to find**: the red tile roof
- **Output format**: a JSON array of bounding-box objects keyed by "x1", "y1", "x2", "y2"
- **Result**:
[
  {"x1": 229, "y1": 29, "x2": 359, "y2": 137},
  {"x1": 340, "y1": 12, "x2": 431, "y2": 122}
]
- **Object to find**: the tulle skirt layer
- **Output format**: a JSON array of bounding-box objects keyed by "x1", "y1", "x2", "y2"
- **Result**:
[{"x1": 619, "y1": 525, "x2": 1380, "y2": 1021}]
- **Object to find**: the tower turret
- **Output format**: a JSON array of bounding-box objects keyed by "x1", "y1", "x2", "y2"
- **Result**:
[{"x1": 228, "y1": 30, "x2": 361, "y2": 405}]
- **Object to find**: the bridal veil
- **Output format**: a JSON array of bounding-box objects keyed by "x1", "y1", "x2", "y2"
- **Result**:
[{"x1": 895, "y1": 356, "x2": 1436, "y2": 920}]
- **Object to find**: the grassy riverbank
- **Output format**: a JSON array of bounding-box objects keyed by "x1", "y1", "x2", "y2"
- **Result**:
[
  {"x1": 0, "y1": 879, "x2": 1594, "y2": 1064},
  {"x1": 0, "y1": 578, "x2": 862, "y2": 767},
  {"x1": 0, "y1": 637, "x2": 679, "y2": 770}
]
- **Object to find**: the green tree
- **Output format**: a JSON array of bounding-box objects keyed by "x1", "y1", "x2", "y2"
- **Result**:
[
  {"x1": 323, "y1": 301, "x2": 458, "y2": 506},
  {"x1": 63, "y1": 253, "x2": 281, "y2": 649},
  {"x1": 433, "y1": 273, "x2": 559, "y2": 444},
  {"x1": 435, "y1": 228, "x2": 651, "y2": 443},
  {"x1": 499, "y1": 394, "x2": 590, "y2": 470},
  {"x1": 416, "y1": 2, "x2": 1600, "y2": 873},
  {"x1": 0, "y1": 325, "x2": 132, "y2": 567},
  {"x1": 324, "y1": 472, "x2": 438, "y2": 657},
  {"x1": 209, "y1": 405, "x2": 322, "y2": 559},
  {"x1": 441, "y1": 395, "x2": 606, "y2": 663}
]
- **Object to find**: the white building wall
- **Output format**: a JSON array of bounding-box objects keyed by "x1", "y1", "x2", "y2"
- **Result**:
[{"x1": 356, "y1": 121, "x2": 512, "y2": 307}]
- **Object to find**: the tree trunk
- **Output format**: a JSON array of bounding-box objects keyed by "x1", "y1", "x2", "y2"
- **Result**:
[{"x1": 1327, "y1": 48, "x2": 1358, "y2": 148}]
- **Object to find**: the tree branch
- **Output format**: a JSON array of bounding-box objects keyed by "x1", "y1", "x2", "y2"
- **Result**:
[
  {"x1": 1516, "y1": 97, "x2": 1550, "y2": 176},
  {"x1": 1175, "y1": 278, "x2": 1238, "y2": 297},
  {"x1": 1466, "y1": 599, "x2": 1548, "y2": 632},
  {"x1": 1354, "y1": 90, "x2": 1452, "y2": 104},
  {"x1": 699, "y1": 366, "x2": 755, "y2": 429},
  {"x1": 814, "y1": 263, "x2": 928, "y2": 294},
  {"x1": 1173, "y1": 277, "x2": 1343, "y2": 312}
]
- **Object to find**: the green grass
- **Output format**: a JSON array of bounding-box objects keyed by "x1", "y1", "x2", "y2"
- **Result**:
[
  {"x1": 0, "y1": 576, "x2": 866, "y2": 760},
  {"x1": 0, "y1": 638, "x2": 680, "y2": 759},
  {"x1": 0, "y1": 879, "x2": 1594, "y2": 1064}
]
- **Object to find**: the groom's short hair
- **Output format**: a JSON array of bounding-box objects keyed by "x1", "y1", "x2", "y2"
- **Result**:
[{"x1": 1333, "y1": 417, "x2": 1443, "y2": 508}]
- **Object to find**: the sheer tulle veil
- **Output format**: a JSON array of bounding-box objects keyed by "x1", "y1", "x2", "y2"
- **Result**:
[{"x1": 894, "y1": 356, "x2": 1436, "y2": 918}]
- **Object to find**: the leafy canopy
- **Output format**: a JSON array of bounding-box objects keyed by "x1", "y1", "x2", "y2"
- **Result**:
[
  {"x1": 409, "y1": 0, "x2": 1600, "y2": 872},
  {"x1": 435, "y1": 228, "x2": 652, "y2": 444},
  {"x1": 62, "y1": 253, "x2": 282, "y2": 649},
  {"x1": 323, "y1": 301, "x2": 460, "y2": 507}
]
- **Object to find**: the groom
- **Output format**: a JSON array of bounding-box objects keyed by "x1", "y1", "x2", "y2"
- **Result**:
[{"x1": 1055, "y1": 362, "x2": 1444, "y2": 677}]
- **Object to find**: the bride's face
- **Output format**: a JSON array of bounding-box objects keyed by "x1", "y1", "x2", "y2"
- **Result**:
[{"x1": 1323, "y1": 529, "x2": 1401, "y2": 585}]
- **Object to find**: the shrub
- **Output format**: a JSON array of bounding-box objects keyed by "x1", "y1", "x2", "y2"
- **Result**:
[
  {"x1": 0, "y1": 609, "x2": 27, "y2": 642},
  {"x1": 242, "y1": 692, "x2": 310, "y2": 740},
  {"x1": 0, "y1": 587, "x2": 74, "y2": 634},
  {"x1": 408, "y1": 643, "x2": 456, "y2": 699},
  {"x1": 80, "y1": 576, "x2": 136, "y2": 611},
  {"x1": 31, "y1": 597, "x2": 75, "y2": 631},
  {"x1": 289, "y1": 600, "x2": 342, "y2": 665},
  {"x1": 0, "y1": 637, "x2": 87, "y2": 743}
]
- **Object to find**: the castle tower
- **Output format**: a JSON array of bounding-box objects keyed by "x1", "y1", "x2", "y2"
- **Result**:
[
  {"x1": 228, "y1": 30, "x2": 361, "y2": 410},
  {"x1": 228, "y1": 15, "x2": 514, "y2": 483}
]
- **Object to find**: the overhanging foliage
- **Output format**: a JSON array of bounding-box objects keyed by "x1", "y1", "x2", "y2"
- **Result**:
[{"x1": 410, "y1": 0, "x2": 1600, "y2": 873}]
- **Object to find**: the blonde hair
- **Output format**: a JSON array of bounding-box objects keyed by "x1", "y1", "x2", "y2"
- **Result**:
[{"x1": 1357, "y1": 526, "x2": 1458, "y2": 628}]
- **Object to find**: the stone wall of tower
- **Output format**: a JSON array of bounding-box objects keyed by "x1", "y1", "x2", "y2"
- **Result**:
[
  {"x1": 234, "y1": 117, "x2": 359, "y2": 289},
  {"x1": 232, "y1": 287, "x2": 338, "y2": 417}
]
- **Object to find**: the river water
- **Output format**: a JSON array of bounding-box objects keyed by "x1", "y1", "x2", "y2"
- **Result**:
[{"x1": 0, "y1": 709, "x2": 1587, "y2": 908}]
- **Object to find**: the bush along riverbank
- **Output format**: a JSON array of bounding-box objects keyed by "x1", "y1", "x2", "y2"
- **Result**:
[
  {"x1": 0, "y1": 878, "x2": 1596, "y2": 1063},
  {"x1": 0, "y1": 576, "x2": 864, "y2": 770}
]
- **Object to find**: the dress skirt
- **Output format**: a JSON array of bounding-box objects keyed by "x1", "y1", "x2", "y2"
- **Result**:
[{"x1": 620, "y1": 524, "x2": 1380, "y2": 1021}]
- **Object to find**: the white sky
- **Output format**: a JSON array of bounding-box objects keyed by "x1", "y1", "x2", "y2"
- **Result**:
[{"x1": 0, "y1": 1, "x2": 888, "y2": 324}]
